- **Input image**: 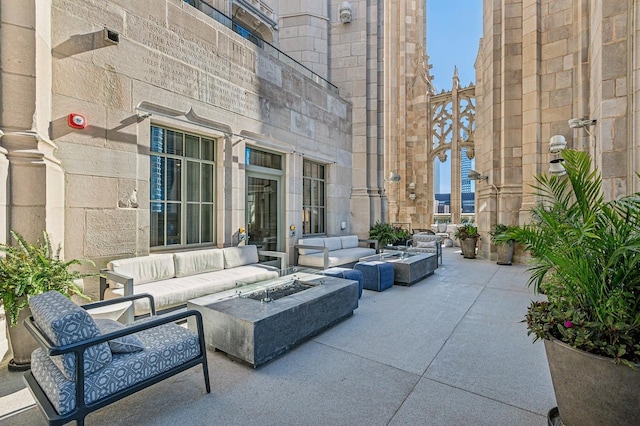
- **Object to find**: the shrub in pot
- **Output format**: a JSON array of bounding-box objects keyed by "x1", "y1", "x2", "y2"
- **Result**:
[
  {"x1": 392, "y1": 227, "x2": 411, "y2": 246},
  {"x1": 369, "y1": 221, "x2": 397, "y2": 247},
  {"x1": 497, "y1": 150, "x2": 640, "y2": 425},
  {"x1": 489, "y1": 223, "x2": 516, "y2": 265},
  {"x1": 0, "y1": 230, "x2": 93, "y2": 370},
  {"x1": 454, "y1": 224, "x2": 479, "y2": 258}
]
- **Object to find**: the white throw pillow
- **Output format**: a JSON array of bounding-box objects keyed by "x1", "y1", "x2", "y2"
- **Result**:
[{"x1": 223, "y1": 246, "x2": 259, "y2": 269}]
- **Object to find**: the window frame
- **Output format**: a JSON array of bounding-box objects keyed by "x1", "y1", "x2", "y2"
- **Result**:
[
  {"x1": 150, "y1": 125, "x2": 217, "y2": 250},
  {"x1": 302, "y1": 160, "x2": 327, "y2": 236}
]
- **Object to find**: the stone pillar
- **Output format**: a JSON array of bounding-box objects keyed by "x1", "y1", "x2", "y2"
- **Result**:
[
  {"x1": 450, "y1": 74, "x2": 461, "y2": 224},
  {"x1": 0, "y1": 0, "x2": 64, "y2": 246},
  {"x1": 0, "y1": 146, "x2": 8, "y2": 243}
]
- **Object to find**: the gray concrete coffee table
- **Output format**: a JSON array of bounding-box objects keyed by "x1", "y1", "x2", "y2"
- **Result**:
[
  {"x1": 187, "y1": 270, "x2": 359, "y2": 368},
  {"x1": 359, "y1": 251, "x2": 437, "y2": 286}
]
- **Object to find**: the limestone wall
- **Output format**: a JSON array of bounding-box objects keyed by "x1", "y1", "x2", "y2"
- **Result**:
[
  {"x1": 46, "y1": 0, "x2": 351, "y2": 279},
  {"x1": 475, "y1": 0, "x2": 640, "y2": 261}
]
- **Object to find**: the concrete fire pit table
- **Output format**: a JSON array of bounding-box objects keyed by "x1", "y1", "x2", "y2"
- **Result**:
[{"x1": 187, "y1": 270, "x2": 359, "y2": 368}]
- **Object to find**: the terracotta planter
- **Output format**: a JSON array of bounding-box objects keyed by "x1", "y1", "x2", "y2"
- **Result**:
[
  {"x1": 460, "y1": 237, "x2": 478, "y2": 259},
  {"x1": 544, "y1": 337, "x2": 640, "y2": 425},
  {"x1": 495, "y1": 241, "x2": 514, "y2": 265},
  {"x1": 6, "y1": 305, "x2": 38, "y2": 371}
]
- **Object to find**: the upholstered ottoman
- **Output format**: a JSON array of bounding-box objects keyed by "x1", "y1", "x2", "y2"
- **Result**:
[
  {"x1": 354, "y1": 261, "x2": 394, "y2": 292},
  {"x1": 323, "y1": 267, "x2": 364, "y2": 298}
]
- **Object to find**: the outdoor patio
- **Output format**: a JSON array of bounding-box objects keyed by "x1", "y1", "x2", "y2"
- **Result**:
[{"x1": 0, "y1": 246, "x2": 556, "y2": 425}]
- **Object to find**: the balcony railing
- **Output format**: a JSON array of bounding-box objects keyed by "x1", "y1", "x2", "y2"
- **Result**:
[{"x1": 184, "y1": 0, "x2": 338, "y2": 94}]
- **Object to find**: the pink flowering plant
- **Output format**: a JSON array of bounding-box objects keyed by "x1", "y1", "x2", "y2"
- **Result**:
[{"x1": 497, "y1": 150, "x2": 640, "y2": 367}]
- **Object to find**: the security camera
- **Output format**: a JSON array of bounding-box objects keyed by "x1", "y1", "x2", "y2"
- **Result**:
[
  {"x1": 568, "y1": 118, "x2": 597, "y2": 129},
  {"x1": 339, "y1": 1, "x2": 352, "y2": 23}
]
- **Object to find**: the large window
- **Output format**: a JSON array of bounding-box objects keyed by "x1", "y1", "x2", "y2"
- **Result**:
[
  {"x1": 150, "y1": 126, "x2": 216, "y2": 248},
  {"x1": 302, "y1": 161, "x2": 326, "y2": 235}
]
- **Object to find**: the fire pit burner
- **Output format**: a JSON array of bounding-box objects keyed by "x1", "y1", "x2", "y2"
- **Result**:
[{"x1": 246, "y1": 280, "x2": 317, "y2": 302}]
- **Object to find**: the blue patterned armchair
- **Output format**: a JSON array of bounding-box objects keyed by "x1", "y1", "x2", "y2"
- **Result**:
[{"x1": 23, "y1": 290, "x2": 210, "y2": 426}]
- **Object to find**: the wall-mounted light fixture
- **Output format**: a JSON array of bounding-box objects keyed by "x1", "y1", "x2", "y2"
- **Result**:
[
  {"x1": 408, "y1": 182, "x2": 416, "y2": 200},
  {"x1": 239, "y1": 227, "x2": 247, "y2": 241},
  {"x1": 468, "y1": 169, "x2": 488, "y2": 181},
  {"x1": 289, "y1": 224, "x2": 296, "y2": 237},
  {"x1": 549, "y1": 135, "x2": 567, "y2": 176},
  {"x1": 340, "y1": 221, "x2": 347, "y2": 230},
  {"x1": 339, "y1": 1, "x2": 352, "y2": 23},
  {"x1": 549, "y1": 158, "x2": 566, "y2": 176},
  {"x1": 385, "y1": 171, "x2": 401, "y2": 183}
]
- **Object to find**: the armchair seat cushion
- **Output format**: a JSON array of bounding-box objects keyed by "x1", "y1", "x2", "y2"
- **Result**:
[{"x1": 30, "y1": 320, "x2": 201, "y2": 415}]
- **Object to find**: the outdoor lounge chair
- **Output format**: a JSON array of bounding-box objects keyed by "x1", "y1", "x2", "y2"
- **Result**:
[{"x1": 23, "y1": 291, "x2": 210, "y2": 426}]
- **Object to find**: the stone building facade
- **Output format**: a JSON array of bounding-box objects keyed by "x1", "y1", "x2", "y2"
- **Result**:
[
  {"x1": 1, "y1": 0, "x2": 428, "y2": 297},
  {"x1": 474, "y1": 0, "x2": 640, "y2": 260}
]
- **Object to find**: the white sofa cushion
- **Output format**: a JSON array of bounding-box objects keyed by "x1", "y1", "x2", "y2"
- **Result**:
[
  {"x1": 174, "y1": 249, "x2": 224, "y2": 277},
  {"x1": 324, "y1": 237, "x2": 342, "y2": 251},
  {"x1": 341, "y1": 235, "x2": 359, "y2": 249},
  {"x1": 297, "y1": 238, "x2": 326, "y2": 255},
  {"x1": 108, "y1": 254, "x2": 175, "y2": 286},
  {"x1": 223, "y1": 246, "x2": 259, "y2": 269}
]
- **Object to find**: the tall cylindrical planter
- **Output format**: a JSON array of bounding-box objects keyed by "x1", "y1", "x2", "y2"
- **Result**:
[
  {"x1": 544, "y1": 337, "x2": 640, "y2": 426},
  {"x1": 460, "y1": 237, "x2": 477, "y2": 259},
  {"x1": 496, "y1": 241, "x2": 514, "y2": 265},
  {"x1": 6, "y1": 305, "x2": 38, "y2": 371}
]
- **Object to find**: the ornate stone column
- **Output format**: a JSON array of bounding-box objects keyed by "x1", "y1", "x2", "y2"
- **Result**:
[{"x1": 0, "y1": 0, "x2": 65, "y2": 246}]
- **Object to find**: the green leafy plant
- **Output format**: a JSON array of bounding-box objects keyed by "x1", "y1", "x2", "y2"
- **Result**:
[
  {"x1": 497, "y1": 150, "x2": 640, "y2": 366},
  {"x1": 489, "y1": 223, "x2": 516, "y2": 245},
  {"x1": 454, "y1": 223, "x2": 479, "y2": 240},
  {"x1": 0, "y1": 230, "x2": 93, "y2": 326},
  {"x1": 369, "y1": 221, "x2": 397, "y2": 247},
  {"x1": 393, "y1": 227, "x2": 411, "y2": 243}
]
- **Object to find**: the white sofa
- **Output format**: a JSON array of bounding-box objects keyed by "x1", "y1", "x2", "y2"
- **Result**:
[
  {"x1": 294, "y1": 235, "x2": 378, "y2": 269},
  {"x1": 100, "y1": 245, "x2": 286, "y2": 321}
]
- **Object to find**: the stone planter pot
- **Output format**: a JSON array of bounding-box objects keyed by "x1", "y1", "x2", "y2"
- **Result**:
[
  {"x1": 495, "y1": 241, "x2": 514, "y2": 265},
  {"x1": 460, "y1": 237, "x2": 477, "y2": 259},
  {"x1": 6, "y1": 305, "x2": 38, "y2": 371},
  {"x1": 544, "y1": 337, "x2": 640, "y2": 425}
]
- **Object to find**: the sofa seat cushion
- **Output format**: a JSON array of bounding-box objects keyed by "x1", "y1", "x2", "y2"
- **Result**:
[
  {"x1": 297, "y1": 247, "x2": 376, "y2": 268},
  {"x1": 30, "y1": 321, "x2": 201, "y2": 415},
  {"x1": 108, "y1": 254, "x2": 176, "y2": 287},
  {"x1": 104, "y1": 265, "x2": 279, "y2": 315},
  {"x1": 29, "y1": 291, "x2": 112, "y2": 381}
]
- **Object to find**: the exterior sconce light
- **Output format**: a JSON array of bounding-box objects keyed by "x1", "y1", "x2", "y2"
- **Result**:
[
  {"x1": 339, "y1": 1, "x2": 352, "y2": 23},
  {"x1": 549, "y1": 135, "x2": 567, "y2": 176},
  {"x1": 289, "y1": 225, "x2": 296, "y2": 237},
  {"x1": 468, "y1": 169, "x2": 488, "y2": 181},
  {"x1": 549, "y1": 135, "x2": 567, "y2": 154},
  {"x1": 385, "y1": 172, "x2": 401, "y2": 183},
  {"x1": 549, "y1": 158, "x2": 566, "y2": 176},
  {"x1": 239, "y1": 227, "x2": 247, "y2": 241},
  {"x1": 408, "y1": 182, "x2": 416, "y2": 200}
]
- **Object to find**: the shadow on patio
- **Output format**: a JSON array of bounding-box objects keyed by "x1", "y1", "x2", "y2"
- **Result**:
[{"x1": 0, "y1": 247, "x2": 555, "y2": 426}]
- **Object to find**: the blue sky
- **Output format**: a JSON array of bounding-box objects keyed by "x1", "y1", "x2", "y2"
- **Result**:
[
  {"x1": 427, "y1": 1, "x2": 483, "y2": 91},
  {"x1": 427, "y1": 1, "x2": 483, "y2": 193}
]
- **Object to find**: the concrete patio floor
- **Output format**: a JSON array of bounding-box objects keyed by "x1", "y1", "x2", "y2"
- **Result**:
[{"x1": 0, "y1": 246, "x2": 556, "y2": 425}]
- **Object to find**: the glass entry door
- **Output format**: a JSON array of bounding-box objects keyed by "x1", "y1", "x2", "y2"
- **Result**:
[{"x1": 246, "y1": 175, "x2": 280, "y2": 251}]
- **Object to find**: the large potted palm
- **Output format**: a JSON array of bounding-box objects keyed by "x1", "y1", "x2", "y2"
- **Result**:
[
  {"x1": 0, "y1": 231, "x2": 92, "y2": 370},
  {"x1": 498, "y1": 150, "x2": 640, "y2": 425}
]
